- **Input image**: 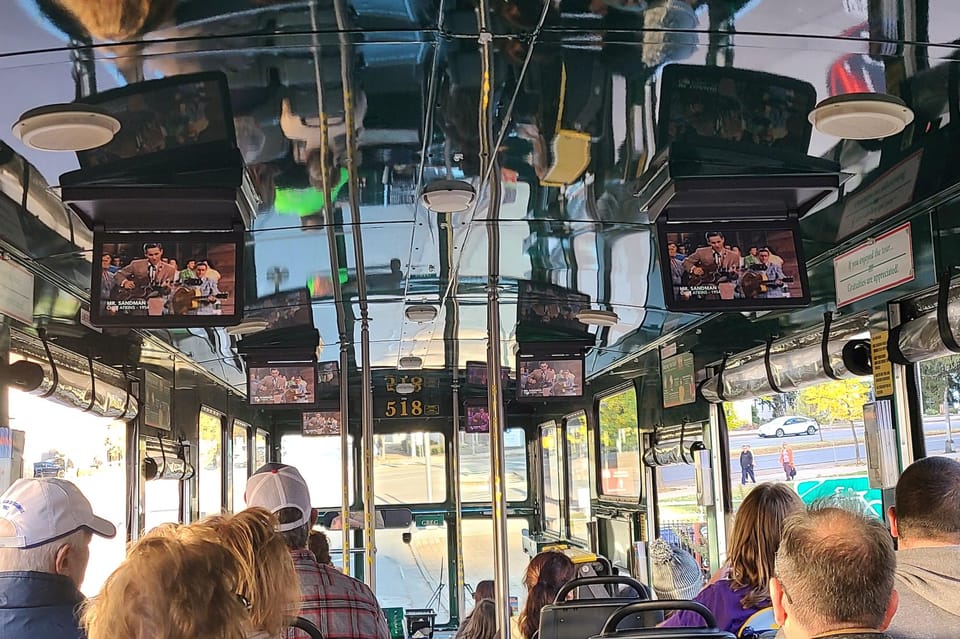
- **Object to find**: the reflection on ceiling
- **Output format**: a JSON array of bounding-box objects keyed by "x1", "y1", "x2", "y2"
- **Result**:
[{"x1": 0, "y1": 0, "x2": 957, "y2": 385}]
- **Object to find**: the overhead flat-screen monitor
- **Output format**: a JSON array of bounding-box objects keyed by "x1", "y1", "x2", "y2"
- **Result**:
[
  {"x1": 517, "y1": 280, "x2": 590, "y2": 339},
  {"x1": 247, "y1": 359, "x2": 317, "y2": 408},
  {"x1": 658, "y1": 220, "x2": 810, "y2": 313},
  {"x1": 76, "y1": 72, "x2": 235, "y2": 171},
  {"x1": 658, "y1": 64, "x2": 817, "y2": 153},
  {"x1": 463, "y1": 401, "x2": 491, "y2": 433},
  {"x1": 465, "y1": 361, "x2": 510, "y2": 386},
  {"x1": 93, "y1": 230, "x2": 243, "y2": 327},
  {"x1": 317, "y1": 361, "x2": 340, "y2": 399},
  {"x1": 302, "y1": 410, "x2": 341, "y2": 436},
  {"x1": 244, "y1": 289, "x2": 314, "y2": 331},
  {"x1": 517, "y1": 353, "x2": 585, "y2": 400}
]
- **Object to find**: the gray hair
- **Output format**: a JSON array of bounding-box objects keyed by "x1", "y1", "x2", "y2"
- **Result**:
[
  {"x1": 775, "y1": 507, "x2": 895, "y2": 633},
  {"x1": 0, "y1": 528, "x2": 90, "y2": 573}
]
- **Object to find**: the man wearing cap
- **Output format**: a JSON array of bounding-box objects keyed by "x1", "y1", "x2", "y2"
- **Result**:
[
  {"x1": 0, "y1": 478, "x2": 116, "y2": 639},
  {"x1": 246, "y1": 463, "x2": 390, "y2": 639}
]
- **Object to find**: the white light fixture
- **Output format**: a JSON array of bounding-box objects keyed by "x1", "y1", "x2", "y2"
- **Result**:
[
  {"x1": 226, "y1": 320, "x2": 270, "y2": 337},
  {"x1": 405, "y1": 304, "x2": 438, "y2": 322},
  {"x1": 421, "y1": 180, "x2": 476, "y2": 213},
  {"x1": 398, "y1": 356, "x2": 423, "y2": 370},
  {"x1": 396, "y1": 382, "x2": 416, "y2": 394},
  {"x1": 576, "y1": 309, "x2": 620, "y2": 327},
  {"x1": 13, "y1": 103, "x2": 120, "y2": 151},
  {"x1": 808, "y1": 93, "x2": 914, "y2": 140}
]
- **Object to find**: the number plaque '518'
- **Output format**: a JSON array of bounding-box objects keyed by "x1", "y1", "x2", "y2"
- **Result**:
[{"x1": 375, "y1": 373, "x2": 445, "y2": 419}]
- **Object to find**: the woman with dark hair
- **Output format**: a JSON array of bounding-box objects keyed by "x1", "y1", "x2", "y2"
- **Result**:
[
  {"x1": 512, "y1": 551, "x2": 576, "y2": 639},
  {"x1": 456, "y1": 599, "x2": 497, "y2": 639},
  {"x1": 659, "y1": 483, "x2": 802, "y2": 634}
]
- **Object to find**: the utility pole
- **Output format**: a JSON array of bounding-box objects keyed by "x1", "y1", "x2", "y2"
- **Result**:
[{"x1": 946, "y1": 386, "x2": 954, "y2": 454}]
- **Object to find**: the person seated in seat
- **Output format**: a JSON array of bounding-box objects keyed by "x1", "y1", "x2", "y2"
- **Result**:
[
  {"x1": 82, "y1": 520, "x2": 249, "y2": 639},
  {"x1": 771, "y1": 506, "x2": 898, "y2": 639},
  {"x1": 197, "y1": 508, "x2": 302, "y2": 639},
  {"x1": 660, "y1": 483, "x2": 802, "y2": 634},
  {"x1": 886, "y1": 456, "x2": 960, "y2": 638},
  {"x1": 473, "y1": 579, "x2": 495, "y2": 605},
  {"x1": 84, "y1": 509, "x2": 300, "y2": 639},
  {"x1": 245, "y1": 463, "x2": 390, "y2": 639},
  {"x1": 512, "y1": 551, "x2": 576, "y2": 639},
  {"x1": 649, "y1": 538, "x2": 704, "y2": 603},
  {"x1": 457, "y1": 599, "x2": 497, "y2": 639},
  {"x1": 0, "y1": 478, "x2": 117, "y2": 639},
  {"x1": 308, "y1": 531, "x2": 334, "y2": 567}
]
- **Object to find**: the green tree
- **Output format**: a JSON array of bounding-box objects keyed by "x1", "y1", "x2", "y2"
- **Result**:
[
  {"x1": 598, "y1": 388, "x2": 639, "y2": 450},
  {"x1": 919, "y1": 355, "x2": 960, "y2": 415},
  {"x1": 797, "y1": 379, "x2": 873, "y2": 464},
  {"x1": 723, "y1": 403, "x2": 747, "y2": 430},
  {"x1": 757, "y1": 391, "x2": 799, "y2": 419}
]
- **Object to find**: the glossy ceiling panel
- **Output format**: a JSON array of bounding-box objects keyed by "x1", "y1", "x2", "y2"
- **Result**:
[{"x1": 0, "y1": 0, "x2": 958, "y2": 389}]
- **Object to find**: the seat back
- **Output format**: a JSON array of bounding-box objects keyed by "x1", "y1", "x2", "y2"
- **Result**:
[
  {"x1": 588, "y1": 601, "x2": 737, "y2": 639},
  {"x1": 538, "y1": 576, "x2": 661, "y2": 639},
  {"x1": 290, "y1": 616, "x2": 325, "y2": 639},
  {"x1": 737, "y1": 607, "x2": 777, "y2": 639}
]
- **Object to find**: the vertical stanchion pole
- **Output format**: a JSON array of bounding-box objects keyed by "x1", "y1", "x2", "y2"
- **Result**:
[
  {"x1": 307, "y1": 0, "x2": 353, "y2": 577},
  {"x1": 476, "y1": 3, "x2": 510, "y2": 633},
  {"x1": 451, "y1": 378, "x2": 465, "y2": 617},
  {"x1": 330, "y1": 0, "x2": 376, "y2": 589}
]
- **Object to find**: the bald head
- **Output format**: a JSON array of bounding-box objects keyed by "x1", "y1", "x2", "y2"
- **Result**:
[
  {"x1": 774, "y1": 507, "x2": 896, "y2": 635},
  {"x1": 892, "y1": 456, "x2": 960, "y2": 546}
]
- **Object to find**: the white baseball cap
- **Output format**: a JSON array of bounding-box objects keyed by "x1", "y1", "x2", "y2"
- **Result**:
[
  {"x1": 0, "y1": 478, "x2": 116, "y2": 549},
  {"x1": 245, "y1": 463, "x2": 312, "y2": 532}
]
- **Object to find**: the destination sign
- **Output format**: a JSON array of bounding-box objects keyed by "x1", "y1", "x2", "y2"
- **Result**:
[{"x1": 373, "y1": 371, "x2": 448, "y2": 419}]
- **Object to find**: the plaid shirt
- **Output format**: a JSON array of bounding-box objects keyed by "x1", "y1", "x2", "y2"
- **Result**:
[{"x1": 285, "y1": 549, "x2": 390, "y2": 639}]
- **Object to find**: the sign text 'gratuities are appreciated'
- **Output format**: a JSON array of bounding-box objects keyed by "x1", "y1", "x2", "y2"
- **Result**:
[{"x1": 834, "y1": 222, "x2": 914, "y2": 308}]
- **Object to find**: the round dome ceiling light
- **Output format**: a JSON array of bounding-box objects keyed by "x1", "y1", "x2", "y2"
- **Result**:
[
  {"x1": 398, "y1": 356, "x2": 423, "y2": 370},
  {"x1": 12, "y1": 103, "x2": 121, "y2": 152},
  {"x1": 808, "y1": 93, "x2": 914, "y2": 140},
  {"x1": 421, "y1": 180, "x2": 476, "y2": 213},
  {"x1": 226, "y1": 320, "x2": 270, "y2": 337},
  {"x1": 576, "y1": 309, "x2": 620, "y2": 327},
  {"x1": 396, "y1": 382, "x2": 417, "y2": 394},
  {"x1": 405, "y1": 304, "x2": 439, "y2": 323}
]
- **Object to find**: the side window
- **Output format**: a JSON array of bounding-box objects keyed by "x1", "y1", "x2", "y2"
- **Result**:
[
  {"x1": 232, "y1": 420, "x2": 250, "y2": 513},
  {"x1": 198, "y1": 408, "x2": 223, "y2": 518},
  {"x1": 565, "y1": 412, "x2": 591, "y2": 541},
  {"x1": 598, "y1": 387, "x2": 641, "y2": 497},
  {"x1": 540, "y1": 421, "x2": 564, "y2": 535}
]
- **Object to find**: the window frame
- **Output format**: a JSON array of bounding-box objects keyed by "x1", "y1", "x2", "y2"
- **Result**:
[
  {"x1": 595, "y1": 383, "x2": 643, "y2": 503},
  {"x1": 563, "y1": 410, "x2": 592, "y2": 543},
  {"x1": 198, "y1": 405, "x2": 226, "y2": 518},
  {"x1": 539, "y1": 419, "x2": 565, "y2": 537}
]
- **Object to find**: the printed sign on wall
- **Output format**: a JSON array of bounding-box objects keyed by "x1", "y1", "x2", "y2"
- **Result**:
[{"x1": 834, "y1": 222, "x2": 914, "y2": 307}]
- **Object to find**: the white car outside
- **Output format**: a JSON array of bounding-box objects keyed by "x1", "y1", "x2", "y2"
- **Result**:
[{"x1": 757, "y1": 416, "x2": 819, "y2": 438}]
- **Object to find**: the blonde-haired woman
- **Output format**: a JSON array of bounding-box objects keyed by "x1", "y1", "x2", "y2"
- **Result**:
[
  {"x1": 83, "y1": 508, "x2": 300, "y2": 639},
  {"x1": 198, "y1": 508, "x2": 302, "y2": 638},
  {"x1": 82, "y1": 526, "x2": 248, "y2": 639},
  {"x1": 659, "y1": 483, "x2": 802, "y2": 634}
]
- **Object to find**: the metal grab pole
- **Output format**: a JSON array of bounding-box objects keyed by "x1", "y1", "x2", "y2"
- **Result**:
[
  {"x1": 451, "y1": 379, "x2": 466, "y2": 618},
  {"x1": 425, "y1": 432, "x2": 433, "y2": 502},
  {"x1": 331, "y1": 0, "x2": 376, "y2": 589},
  {"x1": 307, "y1": 0, "x2": 352, "y2": 575},
  {"x1": 476, "y1": 3, "x2": 510, "y2": 634}
]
